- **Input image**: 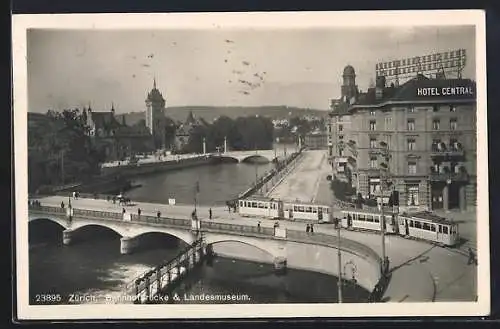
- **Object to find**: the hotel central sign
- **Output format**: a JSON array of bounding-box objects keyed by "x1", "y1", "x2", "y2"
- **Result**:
[{"x1": 416, "y1": 86, "x2": 475, "y2": 97}]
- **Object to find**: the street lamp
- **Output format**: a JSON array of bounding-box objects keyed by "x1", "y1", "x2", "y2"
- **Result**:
[
  {"x1": 377, "y1": 141, "x2": 392, "y2": 274},
  {"x1": 337, "y1": 222, "x2": 343, "y2": 303}
]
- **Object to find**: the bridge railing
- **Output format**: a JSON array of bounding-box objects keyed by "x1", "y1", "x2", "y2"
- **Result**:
[
  {"x1": 202, "y1": 221, "x2": 274, "y2": 236},
  {"x1": 28, "y1": 204, "x2": 65, "y2": 214}
]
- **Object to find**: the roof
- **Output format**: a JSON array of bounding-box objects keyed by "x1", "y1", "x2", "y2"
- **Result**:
[
  {"x1": 399, "y1": 211, "x2": 455, "y2": 224},
  {"x1": 349, "y1": 75, "x2": 476, "y2": 110},
  {"x1": 89, "y1": 111, "x2": 120, "y2": 130},
  {"x1": 343, "y1": 65, "x2": 355, "y2": 76}
]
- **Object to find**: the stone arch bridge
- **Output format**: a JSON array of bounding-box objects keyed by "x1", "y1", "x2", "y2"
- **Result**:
[{"x1": 28, "y1": 206, "x2": 382, "y2": 292}]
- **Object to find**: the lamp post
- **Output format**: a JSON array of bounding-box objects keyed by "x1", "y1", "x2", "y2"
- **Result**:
[
  {"x1": 337, "y1": 222, "x2": 343, "y2": 303},
  {"x1": 378, "y1": 141, "x2": 391, "y2": 274}
]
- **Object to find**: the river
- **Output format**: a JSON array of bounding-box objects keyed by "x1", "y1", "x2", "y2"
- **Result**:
[{"x1": 29, "y1": 149, "x2": 370, "y2": 304}]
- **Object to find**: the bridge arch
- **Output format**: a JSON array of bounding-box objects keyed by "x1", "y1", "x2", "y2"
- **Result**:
[
  {"x1": 204, "y1": 234, "x2": 281, "y2": 260},
  {"x1": 240, "y1": 154, "x2": 272, "y2": 164},
  {"x1": 128, "y1": 228, "x2": 195, "y2": 246},
  {"x1": 28, "y1": 215, "x2": 69, "y2": 229}
]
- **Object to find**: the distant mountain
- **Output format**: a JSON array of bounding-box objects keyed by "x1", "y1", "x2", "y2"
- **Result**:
[{"x1": 116, "y1": 106, "x2": 328, "y2": 126}]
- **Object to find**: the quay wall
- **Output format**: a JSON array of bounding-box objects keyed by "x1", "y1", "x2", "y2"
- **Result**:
[{"x1": 99, "y1": 155, "x2": 213, "y2": 177}]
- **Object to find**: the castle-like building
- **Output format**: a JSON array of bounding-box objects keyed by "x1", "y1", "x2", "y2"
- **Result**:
[{"x1": 145, "y1": 78, "x2": 167, "y2": 149}]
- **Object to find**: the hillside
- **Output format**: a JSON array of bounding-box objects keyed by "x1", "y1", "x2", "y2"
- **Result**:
[{"x1": 116, "y1": 106, "x2": 328, "y2": 126}]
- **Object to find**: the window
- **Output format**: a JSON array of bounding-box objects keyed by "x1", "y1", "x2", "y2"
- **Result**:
[
  {"x1": 370, "y1": 156, "x2": 378, "y2": 168},
  {"x1": 450, "y1": 105, "x2": 457, "y2": 112},
  {"x1": 369, "y1": 120, "x2": 376, "y2": 131},
  {"x1": 370, "y1": 138, "x2": 377, "y2": 148},
  {"x1": 414, "y1": 221, "x2": 422, "y2": 229},
  {"x1": 339, "y1": 124, "x2": 343, "y2": 132},
  {"x1": 408, "y1": 106, "x2": 415, "y2": 113},
  {"x1": 407, "y1": 184, "x2": 419, "y2": 206},
  {"x1": 370, "y1": 110, "x2": 376, "y2": 116},
  {"x1": 339, "y1": 135, "x2": 344, "y2": 140},
  {"x1": 423, "y1": 223, "x2": 431, "y2": 231},
  {"x1": 407, "y1": 119, "x2": 415, "y2": 131},
  {"x1": 433, "y1": 105, "x2": 439, "y2": 112},
  {"x1": 338, "y1": 116, "x2": 343, "y2": 122},
  {"x1": 432, "y1": 119, "x2": 440, "y2": 130},
  {"x1": 450, "y1": 118, "x2": 457, "y2": 131},
  {"x1": 408, "y1": 161, "x2": 417, "y2": 174},
  {"x1": 407, "y1": 138, "x2": 416, "y2": 151},
  {"x1": 328, "y1": 125, "x2": 332, "y2": 133},
  {"x1": 443, "y1": 226, "x2": 449, "y2": 234}
]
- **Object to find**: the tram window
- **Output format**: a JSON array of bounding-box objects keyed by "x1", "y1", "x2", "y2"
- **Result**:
[
  {"x1": 251, "y1": 202, "x2": 257, "y2": 208},
  {"x1": 430, "y1": 225, "x2": 436, "y2": 232},
  {"x1": 443, "y1": 226, "x2": 449, "y2": 234},
  {"x1": 438, "y1": 225, "x2": 442, "y2": 233},
  {"x1": 374, "y1": 216, "x2": 379, "y2": 223},
  {"x1": 367, "y1": 215, "x2": 373, "y2": 222},
  {"x1": 409, "y1": 220, "x2": 414, "y2": 227},
  {"x1": 298, "y1": 206, "x2": 305, "y2": 212},
  {"x1": 359, "y1": 215, "x2": 365, "y2": 221},
  {"x1": 258, "y1": 202, "x2": 263, "y2": 208},
  {"x1": 239, "y1": 201, "x2": 243, "y2": 207},
  {"x1": 400, "y1": 219, "x2": 405, "y2": 225},
  {"x1": 422, "y1": 223, "x2": 430, "y2": 231},
  {"x1": 293, "y1": 206, "x2": 298, "y2": 212},
  {"x1": 306, "y1": 207, "x2": 312, "y2": 213},
  {"x1": 313, "y1": 207, "x2": 318, "y2": 213},
  {"x1": 325, "y1": 208, "x2": 330, "y2": 214},
  {"x1": 414, "y1": 221, "x2": 422, "y2": 229}
]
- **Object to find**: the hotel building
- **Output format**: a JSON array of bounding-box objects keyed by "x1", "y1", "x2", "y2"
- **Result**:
[{"x1": 328, "y1": 65, "x2": 477, "y2": 212}]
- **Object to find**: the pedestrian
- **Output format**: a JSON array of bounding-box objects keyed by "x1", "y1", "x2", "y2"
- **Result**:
[
  {"x1": 468, "y1": 248, "x2": 477, "y2": 265},
  {"x1": 384, "y1": 256, "x2": 390, "y2": 274},
  {"x1": 122, "y1": 208, "x2": 126, "y2": 214},
  {"x1": 306, "y1": 224, "x2": 310, "y2": 233},
  {"x1": 157, "y1": 211, "x2": 161, "y2": 221},
  {"x1": 209, "y1": 208, "x2": 212, "y2": 220},
  {"x1": 257, "y1": 221, "x2": 261, "y2": 230},
  {"x1": 61, "y1": 201, "x2": 65, "y2": 209},
  {"x1": 138, "y1": 208, "x2": 141, "y2": 217},
  {"x1": 310, "y1": 224, "x2": 314, "y2": 233},
  {"x1": 112, "y1": 196, "x2": 116, "y2": 204}
]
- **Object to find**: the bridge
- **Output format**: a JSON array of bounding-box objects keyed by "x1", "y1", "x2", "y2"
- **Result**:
[
  {"x1": 216, "y1": 149, "x2": 285, "y2": 163},
  {"x1": 28, "y1": 201, "x2": 383, "y2": 294}
]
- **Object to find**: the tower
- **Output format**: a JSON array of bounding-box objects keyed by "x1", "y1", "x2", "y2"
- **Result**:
[
  {"x1": 145, "y1": 78, "x2": 167, "y2": 149},
  {"x1": 341, "y1": 65, "x2": 358, "y2": 104}
]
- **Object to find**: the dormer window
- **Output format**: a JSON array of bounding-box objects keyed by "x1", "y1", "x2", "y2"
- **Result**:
[{"x1": 370, "y1": 110, "x2": 376, "y2": 116}]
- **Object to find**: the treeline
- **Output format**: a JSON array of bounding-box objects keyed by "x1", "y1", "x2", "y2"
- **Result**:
[
  {"x1": 28, "y1": 109, "x2": 106, "y2": 192},
  {"x1": 174, "y1": 115, "x2": 274, "y2": 154}
]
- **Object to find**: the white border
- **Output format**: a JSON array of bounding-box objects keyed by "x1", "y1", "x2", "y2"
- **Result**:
[{"x1": 13, "y1": 10, "x2": 489, "y2": 320}]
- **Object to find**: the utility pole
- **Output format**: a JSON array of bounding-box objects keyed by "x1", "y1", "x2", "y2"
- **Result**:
[
  {"x1": 337, "y1": 223, "x2": 343, "y2": 303},
  {"x1": 378, "y1": 141, "x2": 390, "y2": 273}
]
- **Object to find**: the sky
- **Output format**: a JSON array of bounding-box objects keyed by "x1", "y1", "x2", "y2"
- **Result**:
[{"x1": 27, "y1": 25, "x2": 476, "y2": 113}]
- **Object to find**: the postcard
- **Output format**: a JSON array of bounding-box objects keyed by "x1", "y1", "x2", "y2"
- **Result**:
[{"x1": 13, "y1": 10, "x2": 489, "y2": 320}]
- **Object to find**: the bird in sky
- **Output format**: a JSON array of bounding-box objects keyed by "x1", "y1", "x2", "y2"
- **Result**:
[
  {"x1": 225, "y1": 39, "x2": 234, "y2": 43},
  {"x1": 242, "y1": 61, "x2": 250, "y2": 66},
  {"x1": 142, "y1": 64, "x2": 150, "y2": 67},
  {"x1": 148, "y1": 54, "x2": 154, "y2": 58}
]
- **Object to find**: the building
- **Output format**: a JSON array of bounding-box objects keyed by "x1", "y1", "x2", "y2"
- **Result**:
[
  {"x1": 328, "y1": 65, "x2": 476, "y2": 212},
  {"x1": 173, "y1": 111, "x2": 203, "y2": 152},
  {"x1": 304, "y1": 129, "x2": 328, "y2": 150},
  {"x1": 145, "y1": 78, "x2": 167, "y2": 149},
  {"x1": 83, "y1": 105, "x2": 154, "y2": 161}
]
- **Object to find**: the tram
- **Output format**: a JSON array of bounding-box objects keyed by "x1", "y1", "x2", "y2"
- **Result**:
[
  {"x1": 340, "y1": 208, "x2": 460, "y2": 247},
  {"x1": 238, "y1": 196, "x2": 333, "y2": 223}
]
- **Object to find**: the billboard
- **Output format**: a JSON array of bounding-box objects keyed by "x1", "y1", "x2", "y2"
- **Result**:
[{"x1": 376, "y1": 49, "x2": 467, "y2": 83}]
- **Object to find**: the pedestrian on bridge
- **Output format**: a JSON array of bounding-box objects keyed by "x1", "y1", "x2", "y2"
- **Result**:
[
  {"x1": 138, "y1": 208, "x2": 141, "y2": 217},
  {"x1": 157, "y1": 211, "x2": 161, "y2": 221},
  {"x1": 61, "y1": 201, "x2": 65, "y2": 209},
  {"x1": 310, "y1": 224, "x2": 314, "y2": 233},
  {"x1": 209, "y1": 208, "x2": 212, "y2": 219},
  {"x1": 306, "y1": 224, "x2": 310, "y2": 233}
]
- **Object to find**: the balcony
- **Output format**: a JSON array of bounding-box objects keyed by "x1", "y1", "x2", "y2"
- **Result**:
[
  {"x1": 429, "y1": 166, "x2": 469, "y2": 182},
  {"x1": 430, "y1": 142, "x2": 465, "y2": 158}
]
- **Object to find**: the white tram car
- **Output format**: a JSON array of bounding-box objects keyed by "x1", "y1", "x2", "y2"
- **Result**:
[
  {"x1": 238, "y1": 196, "x2": 333, "y2": 223},
  {"x1": 340, "y1": 209, "x2": 460, "y2": 247}
]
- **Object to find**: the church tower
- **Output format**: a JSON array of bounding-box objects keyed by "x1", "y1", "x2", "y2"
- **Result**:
[{"x1": 145, "y1": 78, "x2": 166, "y2": 149}]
